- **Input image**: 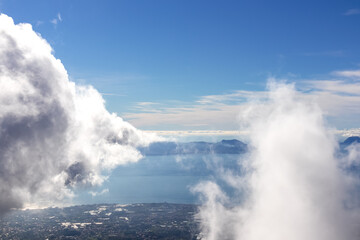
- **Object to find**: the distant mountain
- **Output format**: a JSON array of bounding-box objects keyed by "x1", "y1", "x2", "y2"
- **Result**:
[
  {"x1": 340, "y1": 136, "x2": 360, "y2": 148},
  {"x1": 139, "y1": 139, "x2": 247, "y2": 156},
  {"x1": 139, "y1": 136, "x2": 359, "y2": 156},
  {"x1": 339, "y1": 136, "x2": 360, "y2": 176}
]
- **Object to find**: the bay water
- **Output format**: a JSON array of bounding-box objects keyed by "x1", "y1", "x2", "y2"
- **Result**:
[{"x1": 74, "y1": 154, "x2": 243, "y2": 205}]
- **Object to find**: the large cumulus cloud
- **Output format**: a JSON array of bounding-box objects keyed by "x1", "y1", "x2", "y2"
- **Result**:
[
  {"x1": 194, "y1": 82, "x2": 360, "y2": 240},
  {"x1": 0, "y1": 14, "x2": 159, "y2": 214}
]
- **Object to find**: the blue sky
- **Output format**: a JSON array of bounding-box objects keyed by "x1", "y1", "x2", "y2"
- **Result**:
[{"x1": 1, "y1": 0, "x2": 360, "y2": 134}]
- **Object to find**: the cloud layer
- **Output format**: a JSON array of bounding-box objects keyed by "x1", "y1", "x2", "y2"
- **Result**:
[
  {"x1": 193, "y1": 82, "x2": 360, "y2": 240},
  {"x1": 0, "y1": 14, "x2": 159, "y2": 214},
  {"x1": 124, "y1": 74, "x2": 360, "y2": 131}
]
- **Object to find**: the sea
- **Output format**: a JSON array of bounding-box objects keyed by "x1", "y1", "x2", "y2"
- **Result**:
[{"x1": 74, "y1": 154, "x2": 244, "y2": 205}]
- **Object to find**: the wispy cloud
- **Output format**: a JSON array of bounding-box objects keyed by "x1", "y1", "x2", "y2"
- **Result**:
[
  {"x1": 124, "y1": 72, "x2": 360, "y2": 131},
  {"x1": 196, "y1": 90, "x2": 265, "y2": 105},
  {"x1": 124, "y1": 90, "x2": 268, "y2": 131},
  {"x1": 35, "y1": 20, "x2": 43, "y2": 27},
  {"x1": 332, "y1": 69, "x2": 360, "y2": 79},
  {"x1": 335, "y1": 128, "x2": 360, "y2": 137},
  {"x1": 50, "y1": 13, "x2": 62, "y2": 26},
  {"x1": 89, "y1": 189, "x2": 109, "y2": 197},
  {"x1": 304, "y1": 80, "x2": 360, "y2": 95},
  {"x1": 301, "y1": 81, "x2": 360, "y2": 126},
  {"x1": 302, "y1": 50, "x2": 345, "y2": 57},
  {"x1": 137, "y1": 102, "x2": 158, "y2": 106},
  {"x1": 344, "y1": 8, "x2": 360, "y2": 16},
  {"x1": 100, "y1": 92, "x2": 126, "y2": 97}
]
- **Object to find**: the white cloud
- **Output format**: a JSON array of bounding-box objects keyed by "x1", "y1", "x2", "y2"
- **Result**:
[
  {"x1": 344, "y1": 8, "x2": 360, "y2": 16},
  {"x1": 50, "y1": 13, "x2": 62, "y2": 26},
  {"x1": 100, "y1": 92, "x2": 125, "y2": 97},
  {"x1": 124, "y1": 78, "x2": 360, "y2": 131},
  {"x1": 57, "y1": 13, "x2": 62, "y2": 22},
  {"x1": 194, "y1": 82, "x2": 360, "y2": 240},
  {"x1": 296, "y1": 78, "x2": 360, "y2": 128},
  {"x1": 125, "y1": 104, "x2": 243, "y2": 130},
  {"x1": 0, "y1": 14, "x2": 160, "y2": 214},
  {"x1": 36, "y1": 20, "x2": 43, "y2": 27},
  {"x1": 332, "y1": 69, "x2": 360, "y2": 78},
  {"x1": 304, "y1": 80, "x2": 360, "y2": 94},
  {"x1": 336, "y1": 128, "x2": 360, "y2": 137},
  {"x1": 123, "y1": 90, "x2": 268, "y2": 131},
  {"x1": 89, "y1": 189, "x2": 109, "y2": 197},
  {"x1": 50, "y1": 19, "x2": 58, "y2": 25},
  {"x1": 196, "y1": 90, "x2": 266, "y2": 105}
]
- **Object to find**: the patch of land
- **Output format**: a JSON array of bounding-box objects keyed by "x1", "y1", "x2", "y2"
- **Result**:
[{"x1": 0, "y1": 203, "x2": 200, "y2": 240}]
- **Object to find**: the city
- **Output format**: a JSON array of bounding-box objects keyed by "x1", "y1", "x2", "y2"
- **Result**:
[{"x1": 0, "y1": 203, "x2": 200, "y2": 239}]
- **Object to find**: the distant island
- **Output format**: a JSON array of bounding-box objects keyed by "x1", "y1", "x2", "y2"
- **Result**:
[
  {"x1": 139, "y1": 136, "x2": 360, "y2": 156},
  {"x1": 340, "y1": 136, "x2": 360, "y2": 148},
  {"x1": 139, "y1": 139, "x2": 248, "y2": 155}
]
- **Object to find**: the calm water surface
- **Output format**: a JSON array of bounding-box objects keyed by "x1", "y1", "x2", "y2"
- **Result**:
[{"x1": 74, "y1": 154, "x2": 243, "y2": 205}]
